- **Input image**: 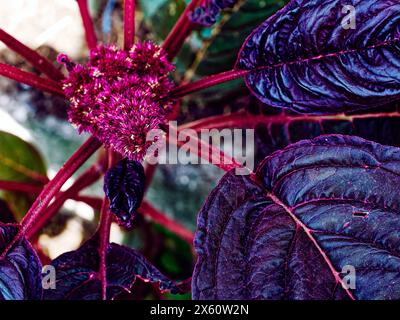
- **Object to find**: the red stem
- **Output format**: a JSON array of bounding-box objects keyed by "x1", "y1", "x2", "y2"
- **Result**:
[
  {"x1": 97, "y1": 150, "x2": 115, "y2": 300},
  {"x1": 98, "y1": 197, "x2": 111, "y2": 300},
  {"x1": 0, "y1": 29, "x2": 64, "y2": 81},
  {"x1": 0, "y1": 62, "x2": 65, "y2": 96},
  {"x1": 0, "y1": 180, "x2": 43, "y2": 194},
  {"x1": 140, "y1": 201, "x2": 194, "y2": 245},
  {"x1": 162, "y1": 0, "x2": 204, "y2": 59},
  {"x1": 77, "y1": 0, "x2": 97, "y2": 50},
  {"x1": 124, "y1": 0, "x2": 136, "y2": 51},
  {"x1": 0, "y1": 136, "x2": 101, "y2": 258},
  {"x1": 26, "y1": 163, "x2": 104, "y2": 239},
  {"x1": 170, "y1": 69, "x2": 248, "y2": 98}
]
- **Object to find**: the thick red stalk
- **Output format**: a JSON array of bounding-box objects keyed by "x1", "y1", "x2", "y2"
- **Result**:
[
  {"x1": 97, "y1": 150, "x2": 116, "y2": 300},
  {"x1": 140, "y1": 201, "x2": 194, "y2": 244},
  {"x1": 162, "y1": 0, "x2": 204, "y2": 59},
  {"x1": 0, "y1": 136, "x2": 101, "y2": 258},
  {"x1": 26, "y1": 163, "x2": 104, "y2": 239},
  {"x1": 98, "y1": 197, "x2": 111, "y2": 300},
  {"x1": 170, "y1": 69, "x2": 248, "y2": 98},
  {"x1": 124, "y1": 0, "x2": 136, "y2": 50},
  {"x1": 0, "y1": 62, "x2": 64, "y2": 96},
  {"x1": 0, "y1": 29, "x2": 64, "y2": 81},
  {"x1": 77, "y1": 0, "x2": 97, "y2": 50}
]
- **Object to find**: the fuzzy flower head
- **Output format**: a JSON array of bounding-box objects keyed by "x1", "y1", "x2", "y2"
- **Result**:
[{"x1": 58, "y1": 41, "x2": 175, "y2": 160}]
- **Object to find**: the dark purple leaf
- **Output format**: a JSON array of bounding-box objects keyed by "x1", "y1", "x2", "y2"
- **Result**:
[
  {"x1": 0, "y1": 200, "x2": 16, "y2": 223},
  {"x1": 0, "y1": 224, "x2": 42, "y2": 300},
  {"x1": 189, "y1": 0, "x2": 239, "y2": 27},
  {"x1": 44, "y1": 236, "x2": 184, "y2": 300},
  {"x1": 236, "y1": 0, "x2": 400, "y2": 114},
  {"x1": 104, "y1": 159, "x2": 145, "y2": 228},
  {"x1": 193, "y1": 135, "x2": 400, "y2": 300}
]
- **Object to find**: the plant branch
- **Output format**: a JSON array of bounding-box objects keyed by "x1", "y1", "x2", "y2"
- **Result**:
[
  {"x1": 0, "y1": 136, "x2": 102, "y2": 258},
  {"x1": 0, "y1": 63, "x2": 65, "y2": 96},
  {"x1": 170, "y1": 69, "x2": 248, "y2": 98},
  {"x1": 139, "y1": 201, "x2": 194, "y2": 245},
  {"x1": 0, "y1": 180, "x2": 43, "y2": 194},
  {"x1": 97, "y1": 150, "x2": 115, "y2": 300},
  {"x1": 162, "y1": 0, "x2": 204, "y2": 60},
  {"x1": 98, "y1": 197, "x2": 111, "y2": 300},
  {"x1": 124, "y1": 0, "x2": 136, "y2": 51},
  {"x1": 77, "y1": 0, "x2": 98, "y2": 50},
  {"x1": 0, "y1": 29, "x2": 64, "y2": 81}
]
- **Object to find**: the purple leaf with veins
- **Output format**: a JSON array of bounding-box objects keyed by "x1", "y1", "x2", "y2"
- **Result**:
[
  {"x1": 192, "y1": 135, "x2": 400, "y2": 300},
  {"x1": 44, "y1": 236, "x2": 184, "y2": 300},
  {"x1": 236, "y1": 0, "x2": 400, "y2": 114},
  {"x1": 0, "y1": 224, "x2": 42, "y2": 300}
]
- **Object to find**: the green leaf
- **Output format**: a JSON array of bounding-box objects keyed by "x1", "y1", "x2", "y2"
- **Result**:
[
  {"x1": 0, "y1": 131, "x2": 47, "y2": 220},
  {"x1": 139, "y1": 0, "x2": 187, "y2": 40}
]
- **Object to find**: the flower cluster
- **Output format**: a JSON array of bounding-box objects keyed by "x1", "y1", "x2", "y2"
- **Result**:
[{"x1": 58, "y1": 41, "x2": 175, "y2": 160}]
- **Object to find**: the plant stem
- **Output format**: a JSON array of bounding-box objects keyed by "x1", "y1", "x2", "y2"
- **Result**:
[
  {"x1": 124, "y1": 0, "x2": 136, "y2": 51},
  {"x1": 162, "y1": 0, "x2": 204, "y2": 59},
  {"x1": 0, "y1": 180, "x2": 43, "y2": 194},
  {"x1": 170, "y1": 69, "x2": 248, "y2": 98},
  {"x1": 77, "y1": 0, "x2": 97, "y2": 50},
  {"x1": 98, "y1": 197, "x2": 111, "y2": 300},
  {"x1": 0, "y1": 29, "x2": 64, "y2": 81},
  {"x1": 0, "y1": 63, "x2": 65, "y2": 96},
  {"x1": 140, "y1": 201, "x2": 194, "y2": 244},
  {"x1": 0, "y1": 136, "x2": 101, "y2": 258},
  {"x1": 97, "y1": 150, "x2": 115, "y2": 300}
]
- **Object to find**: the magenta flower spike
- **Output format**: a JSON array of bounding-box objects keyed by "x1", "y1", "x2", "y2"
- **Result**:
[{"x1": 59, "y1": 42, "x2": 175, "y2": 161}]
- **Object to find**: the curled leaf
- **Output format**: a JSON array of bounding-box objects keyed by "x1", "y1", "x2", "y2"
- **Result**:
[
  {"x1": 44, "y1": 237, "x2": 184, "y2": 300},
  {"x1": 236, "y1": 0, "x2": 400, "y2": 114},
  {"x1": 193, "y1": 135, "x2": 400, "y2": 300},
  {"x1": 104, "y1": 159, "x2": 145, "y2": 228},
  {"x1": 0, "y1": 224, "x2": 42, "y2": 300}
]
